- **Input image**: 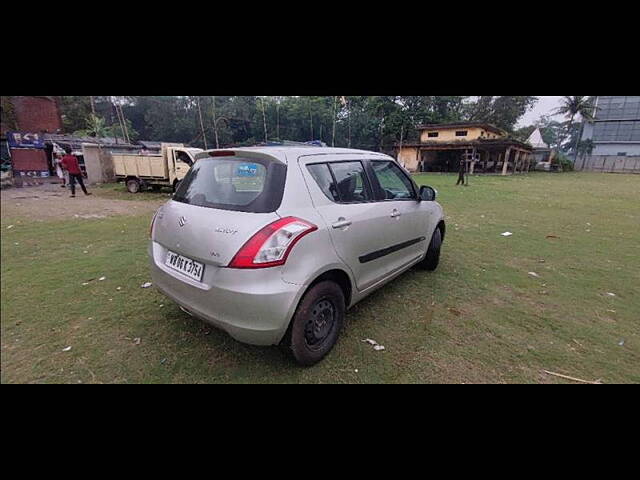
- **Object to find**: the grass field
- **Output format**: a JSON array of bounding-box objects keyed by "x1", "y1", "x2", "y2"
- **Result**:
[
  {"x1": 93, "y1": 182, "x2": 174, "y2": 201},
  {"x1": 1, "y1": 173, "x2": 639, "y2": 383}
]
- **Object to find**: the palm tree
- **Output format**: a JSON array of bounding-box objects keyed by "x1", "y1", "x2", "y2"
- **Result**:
[{"x1": 554, "y1": 96, "x2": 596, "y2": 160}]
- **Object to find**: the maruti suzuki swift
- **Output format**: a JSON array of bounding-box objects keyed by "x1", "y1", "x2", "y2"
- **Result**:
[{"x1": 149, "y1": 147, "x2": 445, "y2": 365}]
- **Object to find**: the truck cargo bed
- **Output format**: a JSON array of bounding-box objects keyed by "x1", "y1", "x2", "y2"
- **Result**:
[{"x1": 113, "y1": 154, "x2": 168, "y2": 179}]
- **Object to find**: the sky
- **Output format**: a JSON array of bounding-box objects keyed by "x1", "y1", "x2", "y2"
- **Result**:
[{"x1": 517, "y1": 96, "x2": 565, "y2": 127}]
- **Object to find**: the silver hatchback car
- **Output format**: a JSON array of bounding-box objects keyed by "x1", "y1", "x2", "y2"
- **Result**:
[{"x1": 149, "y1": 147, "x2": 445, "y2": 365}]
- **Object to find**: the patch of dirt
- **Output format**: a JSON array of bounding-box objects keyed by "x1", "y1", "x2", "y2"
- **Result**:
[{"x1": 1, "y1": 183, "x2": 164, "y2": 221}]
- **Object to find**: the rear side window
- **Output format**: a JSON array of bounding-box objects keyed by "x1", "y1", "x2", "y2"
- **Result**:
[
  {"x1": 173, "y1": 157, "x2": 286, "y2": 213},
  {"x1": 307, "y1": 161, "x2": 372, "y2": 203},
  {"x1": 307, "y1": 164, "x2": 339, "y2": 202}
]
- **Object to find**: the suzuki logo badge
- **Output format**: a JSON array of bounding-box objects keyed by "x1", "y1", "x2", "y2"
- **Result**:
[{"x1": 178, "y1": 216, "x2": 187, "y2": 227}]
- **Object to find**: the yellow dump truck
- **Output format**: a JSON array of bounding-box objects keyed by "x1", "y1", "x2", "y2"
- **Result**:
[{"x1": 113, "y1": 143, "x2": 203, "y2": 193}]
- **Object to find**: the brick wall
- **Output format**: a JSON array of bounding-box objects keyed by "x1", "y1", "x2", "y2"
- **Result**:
[{"x1": 10, "y1": 96, "x2": 62, "y2": 133}]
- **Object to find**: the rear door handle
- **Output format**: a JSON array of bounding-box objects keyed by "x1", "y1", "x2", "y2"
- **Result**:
[
  {"x1": 332, "y1": 219, "x2": 352, "y2": 229},
  {"x1": 390, "y1": 209, "x2": 401, "y2": 218}
]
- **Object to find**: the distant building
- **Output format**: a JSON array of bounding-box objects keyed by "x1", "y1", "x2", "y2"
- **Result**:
[
  {"x1": 576, "y1": 96, "x2": 640, "y2": 173},
  {"x1": 527, "y1": 127, "x2": 548, "y2": 149},
  {"x1": 6, "y1": 132, "x2": 144, "y2": 181},
  {"x1": 395, "y1": 122, "x2": 533, "y2": 175},
  {"x1": 527, "y1": 127, "x2": 556, "y2": 167},
  {"x1": 1, "y1": 96, "x2": 64, "y2": 167}
]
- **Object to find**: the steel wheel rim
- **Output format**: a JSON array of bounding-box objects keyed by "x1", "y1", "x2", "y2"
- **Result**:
[{"x1": 304, "y1": 298, "x2": 335, "y2": 348}]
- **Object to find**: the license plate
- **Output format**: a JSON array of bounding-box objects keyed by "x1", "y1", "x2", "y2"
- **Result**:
[{"x1": 165, "y1": 250, "x2": 204, "y2": 282}]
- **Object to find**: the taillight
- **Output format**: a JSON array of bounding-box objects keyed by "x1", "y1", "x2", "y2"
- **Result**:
[{"x1": 228, "y1": 217, "x2": 317, "y2": 269}]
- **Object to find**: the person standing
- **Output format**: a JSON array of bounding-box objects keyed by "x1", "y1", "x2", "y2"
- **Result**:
[
  {"x1": 61, "y1": 147, "x2": 91, "y2": 198},
  {"x1": 456, "y1": 155, "x2": 466, "y2": 185},
  {"x1": 53, "y1": 152, "x2": 67, "y2": 188}
]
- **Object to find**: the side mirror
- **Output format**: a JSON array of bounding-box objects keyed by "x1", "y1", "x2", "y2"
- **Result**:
[{"x1": 418, "y1": 185, "x2": 437, "y2": 202}]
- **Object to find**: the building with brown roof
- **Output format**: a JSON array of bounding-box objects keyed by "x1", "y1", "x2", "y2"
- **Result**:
[{"x1": 395, "y1": 122, "x2": 534, "y2": 175}]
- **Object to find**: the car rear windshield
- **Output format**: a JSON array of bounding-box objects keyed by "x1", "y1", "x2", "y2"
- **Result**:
[{"x1": 173, "y1": 156, "x2": 286, "y2": 213}]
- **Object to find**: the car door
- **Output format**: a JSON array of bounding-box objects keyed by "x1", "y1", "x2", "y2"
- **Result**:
[
  {"x1": 367, "y1": 159, "x2": 433, "y2": 270},
  {"x1": 302, "y1": 158, "x2": 395, "y2": 292},
  {"x1": 173, "y1": 149, "x2": 193, "y2": 180}
]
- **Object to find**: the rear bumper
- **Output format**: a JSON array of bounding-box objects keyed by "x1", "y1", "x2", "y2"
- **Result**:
[{"x1": 149, "y1": 242, "x2": 303, "y2": 345}]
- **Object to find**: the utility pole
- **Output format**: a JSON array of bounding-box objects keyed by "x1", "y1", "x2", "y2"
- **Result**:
[
  {"x1": 332, "y1": 96, "x2": 337, "y2": 147},
  {"x1": 118, "y1": 103, "x2": 131, "y2": 144},
  {"x1": 211, "y1": 96, "x2": 220, "y2": 149},
  {"x1": 260, "y1": 97, "x2": 268, "y2": 142},
  {"x1": 111, "y1": 97, "x2": 125, "y2": 144},
  {"x1": 398, "y1": 124, "x2": 404, "y2": 165},
  {"x1": 196, "y1": 96, "x2": 208, "y2": 149},
  {"x1": 112, "y1": 97, "x2": 130, "y2": 144},
  {"x1": 89, "y1": 96, "x2": 96, "y2": 116},
  {"x1": 347, "y1": 97, "x2": 351, "y2": 148},
  {"x1": 466, "y1": 148, "x2": 474, "y2": 186},
  {"x1": 276, "y1": 98, "x2": 280, "y2": 140}
]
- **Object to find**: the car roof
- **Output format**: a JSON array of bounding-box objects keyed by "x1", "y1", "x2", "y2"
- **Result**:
[{"x1": 219, "y1": 146, "x2": 392, "y2": 162}]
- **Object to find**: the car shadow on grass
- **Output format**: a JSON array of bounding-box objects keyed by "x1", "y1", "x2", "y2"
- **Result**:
[{"x1": 146, "y1": 258, "x2": 449, "y2": 382}]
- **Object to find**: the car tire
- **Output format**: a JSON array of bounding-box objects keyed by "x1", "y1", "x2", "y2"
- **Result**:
[
  {"x1": 126, "y1": 178, "x2": 141, "y2": 194},
  {"x1": 418, "y1": 227, "x2": 442, "y2": 271},
  {"x1": 282, "y1": 281, "x2": 345, "y2": 366}
]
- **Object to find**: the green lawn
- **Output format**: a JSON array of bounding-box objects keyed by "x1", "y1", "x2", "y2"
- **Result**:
[
  {"x1": 93, "y1": 182, "x2": 174, "y2": 201},
  {"x1": 1, "y1": 172, "x2": 639, "y2": 383}
]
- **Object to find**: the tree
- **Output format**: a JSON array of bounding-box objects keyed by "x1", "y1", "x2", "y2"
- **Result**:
[
  {"x1": 533, "y1": 115, "x2": 569, "y2": 150},
  {"x1": 513, "y1": 125, "x2": 536, "y2": 142},
  {"x1": 58, "y1": 96, "x2": 92, "y2": 133},
  {"x1": 0, "y1": 96, "x2": 18, "y2": 131},
  {"x1": 553, "y1": 96, "x2": 596, "y2": 159},
  {"x1": 576, "y1": 138, "x2": 595, "y2": 161},
  {"x1": 55, "y1": 95, "x2": 538, "y2": 150},
  {"x1": 73, "y1": 114, "x2": 138, "y2": 141},
  {"x1": 466, "y1": 96, "x2": 538, "y2": 132}
]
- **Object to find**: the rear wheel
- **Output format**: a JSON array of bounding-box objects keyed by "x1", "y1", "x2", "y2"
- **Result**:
[
  {"x1": 417, "y1": 227, "x2": 442, "y2": 271},
  {"x1": 282, "y1": 281, "x2": 345, "y2": 366},
  {"x1": 126, "y1": 178, "x2": 141, "y2": 194}
]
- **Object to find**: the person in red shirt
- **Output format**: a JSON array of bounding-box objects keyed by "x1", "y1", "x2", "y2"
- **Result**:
[{"x1": 60, "y1": 147, "x2": 91, "y2": 198}]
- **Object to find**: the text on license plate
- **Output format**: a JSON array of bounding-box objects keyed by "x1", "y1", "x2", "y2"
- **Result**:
[{"x1": 165, "y1": 251, "x2": 204, "y2": 282}]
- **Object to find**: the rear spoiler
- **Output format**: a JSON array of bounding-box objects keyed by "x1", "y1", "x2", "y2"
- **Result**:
[{"x1": 194, "y1": 150, "x2": 286, "y2": 164}]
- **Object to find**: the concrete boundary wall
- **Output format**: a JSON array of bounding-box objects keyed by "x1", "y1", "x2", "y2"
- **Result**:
[{"x1": 574, "y1": 155, "x2": 640, "y2": 173}]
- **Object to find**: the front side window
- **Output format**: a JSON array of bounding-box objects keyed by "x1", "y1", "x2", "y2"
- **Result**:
[
  {"x1": 173, "y1": 157, "x2": 285, "y2": 212},
  {"x1": 371, "y1": 161, "x2": 415, "y2": 200}
]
